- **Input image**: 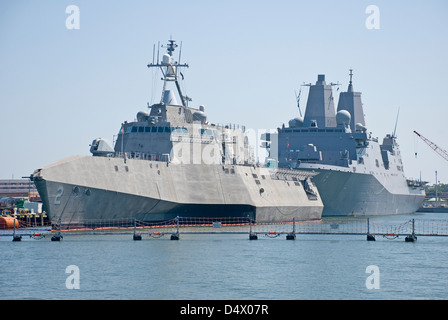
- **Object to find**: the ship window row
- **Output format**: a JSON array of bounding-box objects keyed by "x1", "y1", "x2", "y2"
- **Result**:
[
  {"x1": 123, "y1": 126, "x2": 217, "y2": 136},
  {"x1": 125, "y1": 126, "x2": 171, "y2": 133},
  {"x1": 125, "y1": 126, "x2": 184, "y2": 134},
  {"x1": 0, "y1": 182, "x2": 29, "y2": 186},
  {"x1": 283, "y1": 129, "x2": 344, "y2": 133}
]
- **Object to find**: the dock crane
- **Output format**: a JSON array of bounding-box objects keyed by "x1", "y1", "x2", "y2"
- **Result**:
[{"x1": 413, "y1": 131, "x2": 448, "y2": 163}]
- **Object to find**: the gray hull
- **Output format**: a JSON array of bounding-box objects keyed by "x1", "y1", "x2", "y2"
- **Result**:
[
  {"x1": 33, "y1": 156, "x2": 323, "y2": 224},
  {"x1": 266, "y1": 72, "x2": 427, "y2": 218},
  {"x1": 307, "y1": 168, "x2": 425, "y2": 216}
]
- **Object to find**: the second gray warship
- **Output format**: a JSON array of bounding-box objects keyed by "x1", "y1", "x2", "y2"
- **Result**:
[
  {"x1": 262, "y1": 71, "x2": 425, "y2": 216},
  {"x1": 32, "y1": 40, "x2": 323, "y2": 225}
]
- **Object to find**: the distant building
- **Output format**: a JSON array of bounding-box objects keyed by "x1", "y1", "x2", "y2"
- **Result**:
[{"x1": 0, "y1": 179, "x2": 41, "y2": 202}]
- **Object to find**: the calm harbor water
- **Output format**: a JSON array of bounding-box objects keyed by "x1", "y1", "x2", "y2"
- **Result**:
[{"x1": 1, "y1": 212, "x2": 448, "y2": 300}]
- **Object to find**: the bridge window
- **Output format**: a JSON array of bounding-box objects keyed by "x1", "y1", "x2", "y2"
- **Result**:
[
  {"x1": 172, "y1": 127, "x2": 188, "y2": 135},
  {"x1": 200, "y1": 128, "x2": 215, "y2": 136}
]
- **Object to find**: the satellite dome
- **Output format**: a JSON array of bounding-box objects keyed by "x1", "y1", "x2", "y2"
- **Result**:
[
  {"x1": 355, "y1": 123, "x2": 367, "y2": 132},
  {"x1": 193, "y1": 111, "x2": 207, "y2": 123},
  {"x1": 289, "y1": 117, "x2": 304, "y2": 128},
  {"x1": 162, "y1": 53, "x2": 171, "y2": 65},
  {"x1": 336, "y1": 110, "x2": 351, "y2": 126},
  {"x1": 137, "y1": 111, "x2": 149, "y2": 122}
]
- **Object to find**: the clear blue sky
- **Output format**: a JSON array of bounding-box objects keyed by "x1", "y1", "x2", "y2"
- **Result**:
[{"x1": 1, "y1": 0, "x2": 447, "y2": 184}]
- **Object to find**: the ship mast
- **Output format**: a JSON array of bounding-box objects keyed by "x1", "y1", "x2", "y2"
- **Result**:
[
  {"x1": 347, "y1": 69, "x2": 353, "y2": 92},
  {"x1": 147, "y1": 39, "x2": 190, "y2": 106}
]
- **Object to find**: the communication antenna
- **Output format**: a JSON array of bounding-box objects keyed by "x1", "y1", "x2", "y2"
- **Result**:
[
  {"x1": 178, "y1": 41, "x2": 183, "y2": 64},
  {"x1": 157, "y1": 41, "x2": 160, "y2": 64},
  {"x1": 147, "y1": 39, "x2": 189, "y2": 106},
  {"x1": 393, "y1": 107, "x2": 400, "y2": 138},
  {"x1": 295, "y1": 87, "x2": 303, "y2": 117},
  {"x1": 152, "y1": 44, "x2": 155, "y2": 65}
]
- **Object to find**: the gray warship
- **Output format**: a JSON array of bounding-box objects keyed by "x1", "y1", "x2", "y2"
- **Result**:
[
  {"x1": 261, "y1": 71, "x2": 425, "y2": 216},
  {"x1": 32, "y1": 40, "x2": 323, "y2": 225}
]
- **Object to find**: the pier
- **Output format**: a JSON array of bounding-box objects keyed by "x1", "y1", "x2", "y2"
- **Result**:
[{"x1": 3, "y1": 216, "x2": 448, "y2": 242}]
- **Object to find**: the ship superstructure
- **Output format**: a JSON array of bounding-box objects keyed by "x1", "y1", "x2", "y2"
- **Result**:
[
  {"x1": 32, "y1": 40, "x2": 323, "y2": 225},
  {"x1": 262, "y1": 71, "x2": 425, "y2": 216}
]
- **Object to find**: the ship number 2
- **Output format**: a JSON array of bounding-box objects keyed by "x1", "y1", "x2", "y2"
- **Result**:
[{"x1": 55, "y1": 186, "x2": 64, "y2": 205}]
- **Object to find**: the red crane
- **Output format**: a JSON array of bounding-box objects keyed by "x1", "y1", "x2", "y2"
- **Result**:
[{"x1": 414, "y1": 130, "x2": 448, "y2": 162}]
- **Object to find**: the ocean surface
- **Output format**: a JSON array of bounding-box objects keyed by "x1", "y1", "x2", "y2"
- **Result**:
[{"x1": 1, "y1": 212, "x2": 448, "y2": 300}]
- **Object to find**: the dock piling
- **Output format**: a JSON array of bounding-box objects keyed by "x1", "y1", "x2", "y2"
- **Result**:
[
  {"x1": 170, "y1": 216, "x2": 180, "y2": 240},
  {"x1": 133, "y1": 218, "x2": 142, "y2": 240},
  {"x1": 51, "y1": 217, "x2": 63, "y2": 241},
  {"x1": 249, "y1": 217, "x2": 258, "y2": 240},
  {"x1": 405, "y1": 219, "x2": 417, "y2": 242},
  {"x1": 366, "y1": 218, "x2": 375, "y2": 241},
  {"x1": 12, "y1": 216, "x2": 22, "y2": 241},
  {"x1": 286, "y1": 218, "x2": 296, "y2": 240}
]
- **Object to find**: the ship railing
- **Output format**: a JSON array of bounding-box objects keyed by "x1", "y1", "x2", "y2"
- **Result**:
[
  {"x1": 406, "y1": 178, "x2": 428, "y2": 188},
  {"x1": 210, "y1": 123, "x2": 246, "y2": 132},
  {"x1": 270, "y1": 168, "x2": 318, "y2": 181},
  {"x1": 108, "y1": 151, "x2": 257, "y2": 167},
  {"x1": 109, "y1": 152, "x2": 171, "y2": 163}
]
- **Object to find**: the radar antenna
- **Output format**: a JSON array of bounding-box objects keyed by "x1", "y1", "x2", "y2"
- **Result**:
[
  {"x1": 393, "y1": 107, "x2": 400, "y2": 138},
  {"x1": 347, "y1": 69, "x2": 354, "y2": 92},
  {"x1": 147, "y1": 39, "x2": 190, "y2": 106}
]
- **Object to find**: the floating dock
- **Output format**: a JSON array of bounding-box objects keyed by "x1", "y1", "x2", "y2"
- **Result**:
[
  {"x1": 0, "y1": 212, "x2": 50, "y2": 228},
  {"x1": 3, "y1": 216, "x2": 448, "y2": 242}
]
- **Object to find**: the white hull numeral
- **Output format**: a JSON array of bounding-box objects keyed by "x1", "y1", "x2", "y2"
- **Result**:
[{"x1": 54, "y1": 186, "x2": 64, "y2": 205}]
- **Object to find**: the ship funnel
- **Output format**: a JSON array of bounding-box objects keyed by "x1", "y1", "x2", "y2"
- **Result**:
[
  {"x1": 317, "y1": 74, "x2": 326, "y2": 84},
  {"x1": 337, "y1": 70, "x2": 366, "y2": 131},
  {"x1": 303, "y1": 74, "x2": 337, "y2": 128},
  {"x1": 163, "y1": 90, "x2": 178, "y2": 105}
]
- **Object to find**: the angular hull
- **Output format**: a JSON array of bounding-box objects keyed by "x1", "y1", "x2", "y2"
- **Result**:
[
  {"x1": 301, "y1": 167, "x2": 425, "y2": 216},
  {"x1": 268, "y1": 72, "x2": 427, "y2": 218},
  {"x1": 33, "y1": 156, "x2": 323, "y2": 224}
]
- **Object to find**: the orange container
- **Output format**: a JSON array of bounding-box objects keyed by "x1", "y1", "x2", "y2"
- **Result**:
[{"x1": 0, "y1": 216, "x2": 19, "y2": 229}]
